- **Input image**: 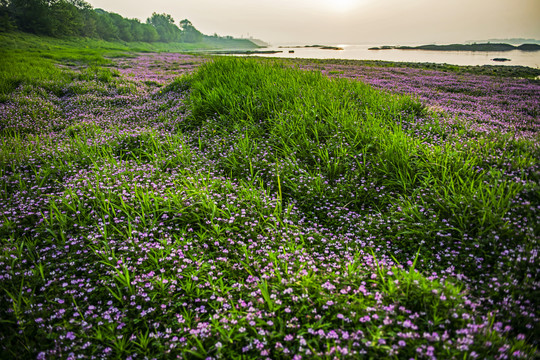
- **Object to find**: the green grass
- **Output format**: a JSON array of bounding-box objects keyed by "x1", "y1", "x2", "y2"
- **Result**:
[
  {"x1": 182, "y1": 58, "x2": 533, "y2": 240},
  {"x1": 0, "y1": 32, "x2": 255, "y2": 100},
  {"x1": 0, "y1": 49, "x2": 538, "y2": 358}
]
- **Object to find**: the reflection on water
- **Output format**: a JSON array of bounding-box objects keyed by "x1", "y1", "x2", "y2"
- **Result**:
[{"x1": 247, "y1": 44, "x2": 540, "y2": 68}]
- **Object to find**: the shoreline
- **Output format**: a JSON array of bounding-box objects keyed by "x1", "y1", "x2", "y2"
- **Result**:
[
  {"x1": 232, "y1": 44, "x2": 540, "y2": 69},
  {"x1": 229, "y1": 55, "x2": 540, "y2": 79},
  {"x1": 368, "y1": 43, "x2": 540, "y2": 52}
]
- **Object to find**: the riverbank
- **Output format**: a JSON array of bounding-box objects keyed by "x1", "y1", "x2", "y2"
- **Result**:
[
  {"x1": 369, "y1": 43, "x2": 540, "y2": 51},
  {"x1": 242, "y1": 44, "x2": 540, "y2": 68}
]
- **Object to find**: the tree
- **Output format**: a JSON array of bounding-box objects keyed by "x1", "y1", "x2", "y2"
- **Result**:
[
  {"x1": 10, "y1": 0, "x2": 53, "y2": 35},
  {"x1": 69, "y1": 0, "x2": 97, "y2": 37},
  {"x1": 129, "y1": 18, "x2": 143, "y2": 42},
  {"x1": 141, "y1": 23, "x2": 158, "y2": 42},
  {"x1": 108, "y1": 12, "x2": 132, "y2": 41},
  {"x1": 7, "y1": 0, "x2": 94, "y2": 37},
  {"x1": 147, "y1": 12, "x2": 181, "y2": 42},
  {"x1": 179, "y1": 19, "x2": 202, "y2": 43},
  {"x1": 1, "y1": 1, "x2": 204, "y2": 44},
  {"x1": 95, "y1": 9, "x2": 118, "y2": 40},
  {"x1": 50, "y1": 0, "x2": 84, "y2": 37},
  {"x1": 0, "y1": 0, "x2": 15, "y2": 32}
]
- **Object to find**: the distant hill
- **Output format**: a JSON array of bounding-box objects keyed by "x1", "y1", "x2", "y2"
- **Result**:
[
  {"x1": 369, "y1": 43, "x2": 540, "y2": 52},
  {"x1": 249, "y1": 38, "x2": 270, "y2": 47},
  {"x1": 517, "y1": 44, "x2": 540, "y2": 51},
  {"x1": 468, "y1": 38, "x2": 540, "y2": 45},
  {"x1": 202, "y1": 35, "x2": 262, "y2": 50}
]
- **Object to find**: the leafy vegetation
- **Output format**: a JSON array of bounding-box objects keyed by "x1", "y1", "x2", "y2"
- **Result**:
[
  {"x1": 0, "y1": 32, "x2": 257, "y2": 101},
  {"x1": 0, "y1": 45, "x2": 538, "y2": 359},
  {"x1": 0, "y1": 0, "x2": 258, "y2": 46}
]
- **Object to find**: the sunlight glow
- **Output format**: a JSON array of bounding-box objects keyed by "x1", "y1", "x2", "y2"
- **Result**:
[{"x1": 323, "y1": 0, "x2": 364, "y2": 12}]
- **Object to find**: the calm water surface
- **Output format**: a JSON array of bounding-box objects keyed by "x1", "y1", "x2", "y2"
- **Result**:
[{"x1": 248, "y1": 44, "x2": 540, "y2": 68}]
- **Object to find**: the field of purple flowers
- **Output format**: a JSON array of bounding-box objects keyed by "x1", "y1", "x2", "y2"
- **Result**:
[
  {"x1": 0, "y1": 53, "x2": 539, "y2": 359},
  {"x1": 302, "y1": 61, "x2": 540, "y2": 141}
]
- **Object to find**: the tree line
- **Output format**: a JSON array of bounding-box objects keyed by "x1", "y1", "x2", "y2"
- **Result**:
[{"x1": 0, "y1": 0, "x2": 205, "y2": 43}]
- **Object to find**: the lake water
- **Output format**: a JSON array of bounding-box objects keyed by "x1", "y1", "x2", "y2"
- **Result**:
[{"x1": 247, "y1": 44, "x2": 540, "y2": 68}]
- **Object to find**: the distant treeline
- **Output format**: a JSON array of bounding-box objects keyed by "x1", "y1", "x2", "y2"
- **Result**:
[
  {"x1": 0, "y1": 0, "x2": 216, "y2": 43},
  {"x1": 369, "y1": 43, "x2": 540, "y2": 52}
]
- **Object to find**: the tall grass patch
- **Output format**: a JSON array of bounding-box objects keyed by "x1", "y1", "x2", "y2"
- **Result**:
[{"x1": 0, "y1": 55, "x2": 537, "y2": 358}]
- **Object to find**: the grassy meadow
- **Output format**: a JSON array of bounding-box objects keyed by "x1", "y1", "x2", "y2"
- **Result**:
[
  {"x1": 0, "y1": 32, "x2": 255, "y2": 101},
  {"x1": 0, "y1": 34, "x2": 539, "y2": 359}
]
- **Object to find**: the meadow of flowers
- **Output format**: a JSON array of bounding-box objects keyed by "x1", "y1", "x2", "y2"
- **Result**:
[
  {"x1": 301, "y1": 61, "x2": 540, "y2": 140},
  {"x1": 0, "y1": 53, "x2": 538, "y2": 359}
]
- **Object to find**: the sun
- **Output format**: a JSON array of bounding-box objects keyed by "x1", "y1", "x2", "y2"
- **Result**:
[{"x1": 326, "y1": 0, "x2": 361, "y2": 12}]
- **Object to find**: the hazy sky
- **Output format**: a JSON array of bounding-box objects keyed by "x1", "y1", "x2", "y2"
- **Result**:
[{"x1": 85, "y1": 0, "x2": 540, "y2": 45}]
